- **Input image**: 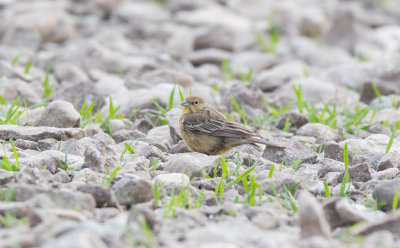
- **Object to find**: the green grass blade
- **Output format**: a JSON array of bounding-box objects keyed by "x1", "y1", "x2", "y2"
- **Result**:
[
  {"x1": 24, "y1": 60, "x2": 33, "y2": 74},
  {"x1": 393, "y1": 187, "x2": 398, "y2": 211},
  {"x1": 323, "y1": 181, "x2": 331, "y2": 198},
  {"x1": 385, "y1": 129, "x2": 396, "y2": 154},
  {"x1": 178, "y1": 86, "x2": 184, "y2": 102}
]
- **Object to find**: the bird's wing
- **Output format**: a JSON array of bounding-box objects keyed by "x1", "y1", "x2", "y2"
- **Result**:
[{"x1": 182, "y1": 107, "x2": 258, "y2": 139}]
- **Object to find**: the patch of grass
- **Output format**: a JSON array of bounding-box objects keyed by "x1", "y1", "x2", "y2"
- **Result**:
[
  {"x1": 254, "y1": 28, "x2": 280, "y2": 54},
  {"x1": 238, "y1": 69, "x2": 253, "y2": 82},
  {"x1": 0, "y1": 188, "x2": 16, "y2": 201},
  {"x1": 106, "y1": 166, "x2": 120, "y2": 187},
  {"x1": 268, "y1": 165, "x2": 274, "y2": 178},
  {"x1": 230, "y1": 97, "x2": 247, "y2": 125},
  {"x1": 79, "y1": 102, "x2": 96, "y2": 128},
  {"x1": 0, "y1": 140, "x2": 19, "y2": 171},
  {"x1": 0, "y1": 97, "x2": 24, "y2": 125},
  {"x1": 221, "y1": 58, "x2": 235, "y2": 81},
  {"x1": 100, "y1": 97, "x2": 124, "y2": 135},
  {"x1": 0, "y1": 212, "x2": 29, "y2": 228},
  {"x1": 293, "y1": 84, "x2": 305, "y2": 114},
  {"x1": 42, "y1": 74, "x2": 54, "y2": 100},
  {"x1": 120, "y1": 142, "x2": 135, "y2": 161}
]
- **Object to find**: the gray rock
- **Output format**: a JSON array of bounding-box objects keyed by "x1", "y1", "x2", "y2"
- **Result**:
[
  {"x1": 113, "y1": 177, "x2": 154, "y2": 206},
  {"x1": 188, "y1": 48, "x2": 232, "y2": 66},
  {"x1": 164, "y1": 154, "x2": 204, "y2": 177},
  {"x1": 222, "y1": 83, "x2": 263, "y2": 110},
  {"x1": 360, "y1": 82, "x2": 398, "y2": 104},
  {"x1": 153, "y1": 173, "x2": 190, "y2": 193},
  {"x1": 194, "y1": 27, "x2": 234, "y2": 52},
  {"x1": 166, "y1": 108, "x2": 182, "y2": 144},
  {"x1": 14, "y1": 139, "x2": 38, "y2": 150},
  {"x1": 318, "y1": 158, "x2": 345, "y2": 179},
  {"x1": 323, "y1": 197, "x2": 351, "y2": 229},
  {"x1": 50, "y1": 81, "x2": 105, "y2": 111},
  {"x1": 255, "y1": 61, "x2": 306, "y2": 92},
  {"x1": 111, "y1": 129, "x2": 146, "y2": 143},
  {"x1": 132, "y1": 141, "x2": 166, "y2": 162},
  {"x1": 140, "y1": 69, "x2": 195, "y2": 88},
  {"x1": 82, "y1": 146, "x2": 104, "y2": 172},
  {"x1": 147, "y1": 125, "x2": 170, "y2": 145},
  {"x1": 377, "y1": 151, "x2": 400, "y2": 171},
  {"x1": 298, "y1": 191, "x2": 331, "y2": 238},
  {"x1": 336, "y1": 162, "x2": 372, "y2": 183},
  {"x1": 322, "y1": 4, "x2": 355, "y2": 52},
  {"x1": 169, "y1": 140, "x2": 191, "y2": 154},
  {"x1": 17, "y1": 150, "x2": 83, "y2": 173},
  {"x1": 335, "y1": 198, "x2": 385, "y2": 223},
  {"x1": 77, "y1": 184, "x2": 118, "y2": 208},
  {"x1": 276, "y1": 112, "x2": 308, "y2": 130},
  {"x1": 53, "y1": 63, "x2": 90, "y2": 84},
  {"x1": 0, "y1": 170, "x2": 16, "y2": 185},
  {"x1": 12, "y1": 184, "x2": 95, "y2": 211},
  {"x1": 323, "y1": 141, "x2": 353, "y2": 164},
  {"x1": 374, "y1": 179, "x2": 400, "y2": 211},
  {"x1": 363, "y1": 231, "x2": 395, "y2": 248},
  {"x1": 262, "y1": 140, "x2": 317, "y2": 166},
  {"x1": 350, "y1": 210, "x2": 400, "y2": 236},
  {"x1": 38, "y1": 138, "x2": 58, "y2": 151},
  {"x1": 40, "y1": 229, "x2": 108, "y2": 248},
  {"x1": 371, "y1": 167, "x2": 399, "y2": 180},
  {"x1": 34, "y1": 100, "x2": 81, "y2": 128},
  {"x1": 297, "y1": 123, "x2": 340, "y2": 142},
  {"x1": 0, "y1": 125, "x2": 87, "y2": 142},
  {"x1": 60, "y1": 138, "x2": 86, "y2": 156}
]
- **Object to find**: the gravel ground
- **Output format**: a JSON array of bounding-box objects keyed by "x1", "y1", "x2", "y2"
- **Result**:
[{"x1": 1, "y1": 0, "x2": 400, "y2": 247}]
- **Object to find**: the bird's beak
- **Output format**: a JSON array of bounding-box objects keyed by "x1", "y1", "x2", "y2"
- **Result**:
[{"x1": 181, "y1": 100, "x2": 190, "y2": 107}]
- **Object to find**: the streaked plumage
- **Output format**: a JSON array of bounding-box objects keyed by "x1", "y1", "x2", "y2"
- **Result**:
[{"x1": 179, "y1": 96, "x2": 283, "y2": 155}]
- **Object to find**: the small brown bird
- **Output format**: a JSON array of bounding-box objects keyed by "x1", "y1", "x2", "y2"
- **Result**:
[{"x1": 179, "y1": 96, "x2": 283, "y2": 155}]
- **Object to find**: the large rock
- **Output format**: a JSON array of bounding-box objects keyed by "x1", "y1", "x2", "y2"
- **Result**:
[
  {"x1": 0, "y1": 125, "x2": 88, "y2": 142},
  {"x1": 34, "y1": 100, "x2": 81, "y2": 128},
  {"x1": 374, "y1": 179, "x2": 400, "y2": 212},
  {"x1": 164, "y1": 154, "x2": 204, "y2": 177},
  {"x1": 262, "y1": 140, "x2": 317, "y2": 166},
  {"x1": 298, "y1": 191, "x2": 331, "y2": 238},
  {"x1": 113, "y1": 177, "x2": 154, "y2": 206}
]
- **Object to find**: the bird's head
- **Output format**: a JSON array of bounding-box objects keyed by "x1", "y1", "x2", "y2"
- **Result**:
[{"x1": 181, "y1": 96, "x2": 206, "y2": 114}]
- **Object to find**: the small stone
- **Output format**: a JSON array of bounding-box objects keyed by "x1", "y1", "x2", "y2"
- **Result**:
[
  {"x1": 374, "y1": 179, "x2": 400, "y2": 211},
  {"x1": 14, "y1": 139, "x2": 38, "y2": 150},
  {"x1": 166, "y1": 108, "x2": 182, "y2": 144},
  {"x1": 377, "y1": 151, "x2": 400, "y2": 171},
  {"x1": 262, "y1": 140, "x2": 317, "y2": 166},
  {"x1": 77, "y1": 184, "x2": 118, "y2": 208},
  {"x1": 164, "y1": 154, "x2": 204, "y2": 177},
  {"x1": 372, "y1": 167, "x2": 399, "y2": 180},
  {"x1": 38, "y1": 138, "x2": 58, "y2": 151},
  {"x1": 298, "y1": 191, "x2": 331, "y2": 238},
  {"x1": 113, "y1": 177, "x2": 154, "y2": 206},
  {"x1": 34, "y1": 100, "x2": 81, "y2": 128},
  {"x1": 153, "y1": 173, "x2": 190, "y2": 193},
  {"x1": 82, "y1": 146, "x2": 104, "y2": 172},
  {"x1": 276, "y1": 112, "x2": 308, "y2": 130},
  {"x1": 336, "y1": 163, "x2": 372, "y2": 183},
  {"x1": 297, "y1": 123, "x2": 340, "y2": 142},
  {"x1": 323, "y1": 141, "x2": 353, "y2": 164},
  {"x1": 350, "y1": 210, "x2": 400, "y2": 236},
  {"x1": 112, "y1": 129, "x2": 146, "y2": 143}
]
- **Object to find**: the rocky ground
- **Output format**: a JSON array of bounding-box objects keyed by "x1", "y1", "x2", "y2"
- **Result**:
[{"x1": 1, "y1": 0, "x2": 400, "y2": 247}]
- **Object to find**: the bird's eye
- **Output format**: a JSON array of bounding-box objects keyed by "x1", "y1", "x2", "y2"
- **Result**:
[{"x1": 195, "y1": 100, "x2": 199, "y2": 104}]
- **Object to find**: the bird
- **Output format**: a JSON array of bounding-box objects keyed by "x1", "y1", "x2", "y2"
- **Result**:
[{"x1": 179, "y1": 96, "x2": 284, "y2": 155}]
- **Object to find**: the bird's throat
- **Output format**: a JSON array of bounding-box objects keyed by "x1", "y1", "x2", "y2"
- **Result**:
[{"x1": 182, "y1": 106, "x2": 192, "y2": 115}]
